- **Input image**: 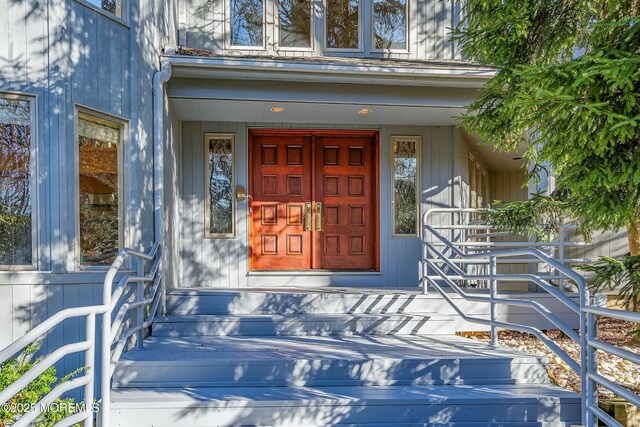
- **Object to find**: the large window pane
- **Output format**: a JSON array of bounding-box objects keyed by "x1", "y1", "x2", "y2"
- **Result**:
[
  {"x1": 0, "y1": 96, "x2": 32, "y2": 266},
  {"x1": 78, "y1": 112, "x2": 122, "y2": 266},
  {"x1": 277, "y1": 0, "x2": 312, "y2": 48},
  {"x1": 326, "y1": 0, "x2": 359, "y2": 49},
  {"x1": 230, "y1": 0, "x2": 264, "y2": 47},
  {"x1": 392, "y1": 136, "x2": 420, "y2": 236},
  {"x1": 206, "y1": 134, "x2": 235, "y2": 237},
  {"x1": 373, "y1": 0, "x2": 407, "y2": 50}
]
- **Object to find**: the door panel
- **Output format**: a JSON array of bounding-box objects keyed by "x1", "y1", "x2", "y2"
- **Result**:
[
  {"x1": 314, "y1": 136, "x2": 377, "y2": 270},
  {"x1": 250, "y1": 135, "x2": 313, "y2": 270},
  {"x1": 249, "y1": 130, "x2": 378, "y2": 271}
]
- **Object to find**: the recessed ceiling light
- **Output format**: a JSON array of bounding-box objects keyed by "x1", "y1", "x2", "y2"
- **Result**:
[
  {"x1": 270, "y1": 106, "x2": 285, "y2": 112},
  {"x1": 357, "y1": 108, "x2": 373, "y2": 115}
]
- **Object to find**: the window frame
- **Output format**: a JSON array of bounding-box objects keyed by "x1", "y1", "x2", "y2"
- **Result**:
[
  {"x1": 274, "y1": 0, "x2": 316, "y2": 51},
  {"x1": 391, "y1": 135, "x2": 421, "y2": 238},
  {"x1": 74, "y1": 105, "x2": 127, "y2": 270},
  {"x1": 0, "y1": 91, "x2": 38, "y2": 271},
  {"x1": 468, "y1": 153, "x2": 490, "y2": 209},
  {"x1": 225, "y1": 0, "x2": 268, "y2": 50},
  {"x1": 204, "y1": 133, "x2": 237, "y2": 239},
  {"x1": 323, "y1": 0, "x2": 364, "y2": 52},
  {"x1": 73, "y1": 0, "x2": 129, "y2": 27},
  {"x1": 370, "y1": 0, "x2": 410, "y2": 53}
]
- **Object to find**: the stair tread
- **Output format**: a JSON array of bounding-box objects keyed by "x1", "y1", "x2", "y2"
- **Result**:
[
  {"x1": 110, "y1": 384, "x2": 580, "y2": 407},
  {"x1": 120, "y1": 335, "x2": 545, "y2": 363},
  {"x1": 155, "y1": 313, "x2": 449, "y2": 321}
]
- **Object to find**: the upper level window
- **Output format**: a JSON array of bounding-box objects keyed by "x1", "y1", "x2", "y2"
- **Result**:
[
  {"x1": 230, "y1": 0, "x2": 265, "y2": 47},
  {"x1": 277, "y1": 0, "x2": 312, "y2": 48},
  {"x1": 0, "y1": 94, "x2": 35, "y2": 267},
  {"x1": 78, "y1": 111, "x2": 124, "y2": 266},
  {"x1": 373, "y1": 0, "x2": 407, "y2": 50},
  {"x1": 83, "y1": 0, "x2": 123, "y2": 18},
  {"x1": 392, "y1": 136, "x2": 420, "y2": 237},
  {"x1": 326, "y1": 0, "x2": 360, "y2": 49}
]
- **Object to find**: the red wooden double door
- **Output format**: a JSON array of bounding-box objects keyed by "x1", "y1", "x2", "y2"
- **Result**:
[{"x1": 249, "y1": 130, "x2": 379, "y2": 271}]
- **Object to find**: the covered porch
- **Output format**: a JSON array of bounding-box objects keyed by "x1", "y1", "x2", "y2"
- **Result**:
[{"x1": 158, "y1": 53, "x2": 533, "y2": 290}]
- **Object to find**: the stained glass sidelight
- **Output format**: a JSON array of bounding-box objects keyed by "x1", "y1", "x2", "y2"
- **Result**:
[
  {"x1": 392, "y1": 136, "x2": 420, "y2": 236},
  {"x1": 326, "y1": 0, "x2": 360, "y2": 49},
  {"x1": 277, "y1": 0, "x2": 312, "y2": 48},
  {"x1": 78, "y1": 112, "x2": 122, "y2": 266},
  {"x1": 373, "y1": 0, "x2": 407, "y2": 50},
  {"x1": 0, "y1": 96, "x2": 32, "y2": 266},
  {"x1": 206, "y1": 135, "x2": 234, "y2": 236},
  {"x1": 230, "y1": 0, "x2": 264, "y2": 46}
]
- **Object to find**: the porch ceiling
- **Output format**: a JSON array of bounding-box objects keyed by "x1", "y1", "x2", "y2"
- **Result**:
[{"x1": 168, "y1": 78, "x2": 478, "y2": 126}]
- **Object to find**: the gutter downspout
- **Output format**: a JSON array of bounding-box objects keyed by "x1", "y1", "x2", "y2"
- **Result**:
[{"x1": 153, "y1": 58, "x2": 172, "y2": 317}]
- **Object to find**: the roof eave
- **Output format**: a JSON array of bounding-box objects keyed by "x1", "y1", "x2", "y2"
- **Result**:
[{"x1": 162, "y1": 54, "x2": 496, "y2": 89}]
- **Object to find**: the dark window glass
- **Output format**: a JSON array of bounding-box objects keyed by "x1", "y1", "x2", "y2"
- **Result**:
[
  {"x1": 78, "y1": 113, "x2": 121, "y2": 266},
  {"x1": 393, "y1": 137, "x2": 419, "y2": 235},
  {"x1": 277, "y1": 0, "x2": 312, "y2": 48},
  {"x1": 230, "y1": 0, "x2": 264, "y2": 47},
  {"x1": 326, "y1": 0, "x2": 359, "y2": 49},
  {"x1": 206, "y1": 135, "x2": 234, "y2": 236},
  {"x1": 0, "y1": 97, "x2": 32, "y2": 266},
  {"x1": 373, "y1": 0, "x2": 407, "y2": 50},
  {"x1": 85, "y1": 0, "x2": 122, "y2": 17}
]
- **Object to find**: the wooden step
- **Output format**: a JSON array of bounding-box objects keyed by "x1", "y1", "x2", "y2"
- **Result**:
[
  {"x1": 107, "y1": 384, "x2": 581, "y2": 426},
  {"x1": 112, "y1": 335, "x2": 550, "y2": 388},
  {"x1": 165, "y1": 288, "x2": 582, "y2": 331},
  {"x1": 151, "y1": 313, "x2": 456, "y2": 337}
]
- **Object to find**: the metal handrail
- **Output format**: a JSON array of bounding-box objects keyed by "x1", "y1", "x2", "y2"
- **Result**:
[
  {"x1": 0, "y1": 307, "x2": 101, "y2": 427},
  {"x1": 0, "y1": 242, "x2": 163, "y2": 427},
  {"x1": 101, "y1": 242, "x2": 163, "y2": 427},
  {"x1": 422, "y1": 208, "x2": 640, "y2": 427}
]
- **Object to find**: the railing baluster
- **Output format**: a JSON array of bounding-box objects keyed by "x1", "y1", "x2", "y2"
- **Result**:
[
  {"x1": 489, "y1": 255, "x2": 498, "y2": 347},
  {"x1": 136, "y1": 256, "x2": 145, "y2": 350},
  {"x1": 84, "y1": 312, "x2": 96, "y2": 427}
]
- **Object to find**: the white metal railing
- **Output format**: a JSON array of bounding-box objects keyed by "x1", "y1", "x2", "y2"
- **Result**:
[
  {"x1": 0, "y1": 306, "x2": 103, "y2": 427},
  {"x1": 421, "y1": 208, "x2": 640, "y2": 427},
  {"x1": 0, "y1": 242, "x2": 163, "y2": 427}
]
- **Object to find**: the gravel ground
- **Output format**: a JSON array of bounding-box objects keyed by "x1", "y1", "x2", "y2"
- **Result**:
[{"x1": 460, "y1": 318, "x2": 640, "y2": 399}]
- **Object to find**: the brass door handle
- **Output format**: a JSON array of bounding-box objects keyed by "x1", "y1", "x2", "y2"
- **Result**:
[
  {"x1": 305, "y1": 202, "x2": 312, "y2": 231},
  {"x1": 315, "y1": 202, "x2": 322, "y2": 231}
]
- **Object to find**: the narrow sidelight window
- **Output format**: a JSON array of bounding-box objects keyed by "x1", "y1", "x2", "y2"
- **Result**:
[
  {"x1": 205, "y1": 133, "x2": 235, "y2": 237},
  {"x1": 392, "y1": 136, "x2": 420, "y2": 237},
  {"x1": 78, "y1": 111, "x2": 123, "y2": 266},
  {"x1": 277, "y1": 0, "x2": 312, "y2": 48},
  {"x1": 326, "y1": 0, "x2": 360, "y2": 49},
  {"x1": 373, "y1": 0, "x2": 407, "y2": 50},
  {"x1": 230, "y1": 0, "x2": 264, "y2": 47},
  {"x1": 84, "y1": 0, "x2": 123, "y2": 17},
  {"x1": 0, "y1": 94, "x2": 35, "y2": 267}
]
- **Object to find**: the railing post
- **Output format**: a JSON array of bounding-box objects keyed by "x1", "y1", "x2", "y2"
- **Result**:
[
  {"x1": 559, "y1": 227, "x2": 565, "y2": 291},
  {"x1": 136, "y1": 257, "x2": 145, "y2": 350},
  {"x1": 84, "y1": 312, "x2": 96, "y2": 427},
  {"x1": 489, "y1": 255, "x2": 498, "y2": 347},
  {"x1": 100, "y1": 292, "x2": 111, "y2": 427},
  {"x1": 160, "y1": 247, "x2": 167, "y2": 316},
  {"x1": 582, "y1": 289, "x2": 597, "y2": 427}
]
